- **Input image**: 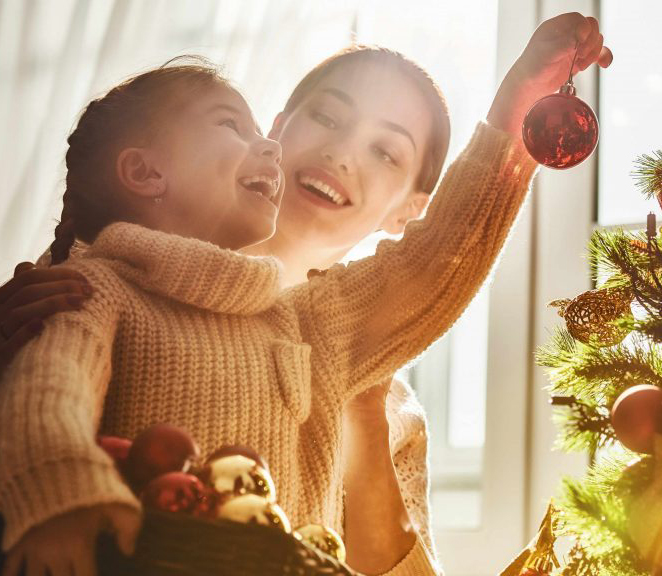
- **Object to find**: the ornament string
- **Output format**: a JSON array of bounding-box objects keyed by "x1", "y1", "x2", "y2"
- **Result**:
[{"x1": 566, "y1": 42, "x2": 580, "y2": 87}]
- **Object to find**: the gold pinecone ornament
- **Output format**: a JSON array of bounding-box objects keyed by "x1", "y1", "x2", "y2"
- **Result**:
[{"x1": 550, "y1": 287, "x2": 633, "y2": 347}]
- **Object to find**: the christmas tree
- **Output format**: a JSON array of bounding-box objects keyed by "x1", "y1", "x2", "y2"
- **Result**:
[{"x1": 530, "y1": 150, "x2": 662, "y2": 576}]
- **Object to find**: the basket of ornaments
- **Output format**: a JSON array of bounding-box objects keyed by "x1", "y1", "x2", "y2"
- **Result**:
[{"x1": 91, "y1": 424, "x2": 356, "y2": 576}]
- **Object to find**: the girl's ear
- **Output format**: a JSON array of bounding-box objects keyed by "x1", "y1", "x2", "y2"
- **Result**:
[
  {"x1": 268, "y1": 112, "x2": 287, "y2": 140},
  {"x1": 116, "y1": 147, "x2": 166, "y2": 199},
  {"x1": 380, "y1": 191, "x2": 430, "y2": 235}
]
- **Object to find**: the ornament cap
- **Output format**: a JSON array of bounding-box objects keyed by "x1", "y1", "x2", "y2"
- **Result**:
[{"x1": 559, "y1": 82, "x2": 576, "y2": 96}]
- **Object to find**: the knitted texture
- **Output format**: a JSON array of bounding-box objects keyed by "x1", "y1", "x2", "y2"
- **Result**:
[
  {"x1": 387, "y1": 378, "x2": 439, "y2": 570},
  {"x1": 0, "y1": 122, "x2": 537, "y2": 575}
]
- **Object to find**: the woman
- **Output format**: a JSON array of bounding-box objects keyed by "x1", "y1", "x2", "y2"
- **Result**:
[{"x1": 0, "y1": 12, "x2": 611, "y2": 575}]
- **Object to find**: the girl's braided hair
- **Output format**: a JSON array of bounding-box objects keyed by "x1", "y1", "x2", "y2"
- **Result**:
[{"x1": 50, "y1": 56, "x2": 228, "y2": 265}]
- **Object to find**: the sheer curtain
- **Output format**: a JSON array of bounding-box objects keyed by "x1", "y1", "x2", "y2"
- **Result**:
[{"x1": 0, "y1": 0, "x2": 360, "y2": 278}]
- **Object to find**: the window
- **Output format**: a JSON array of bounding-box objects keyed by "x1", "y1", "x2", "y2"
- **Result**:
[{"x1": 598, "y1": 0, "x2": 662, "y2": 227}]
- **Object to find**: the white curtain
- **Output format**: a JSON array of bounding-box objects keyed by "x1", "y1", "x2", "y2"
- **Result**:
[{"x1": 0, "y1": 0, "x2": 498, "y2": 280}]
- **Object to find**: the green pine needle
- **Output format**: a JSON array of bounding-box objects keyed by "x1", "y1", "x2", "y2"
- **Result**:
[{"x1": 632, "y1": 150, "x2": 662, "y2": 199}]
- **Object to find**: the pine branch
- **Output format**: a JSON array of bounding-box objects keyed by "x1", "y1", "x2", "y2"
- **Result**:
[
  {"x1": 537, "y1": 328, "x2": 662, "y2": 405},
  {"x1": 589, "y1": 229, "x2": 662, "y2": 318},
  {"x1": 556, "y1": 477, "x2": 645, "y2": 574},
  {"x1": 552, "y1": 403, "x2": 614, "y2": 454},
  {"x1": 632, "y1": 150, "x2": 662, "y2": 200}
]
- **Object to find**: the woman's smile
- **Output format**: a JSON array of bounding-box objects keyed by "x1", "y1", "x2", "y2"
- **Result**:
[{"x1": 296, "y1": 167, "x2": 352, "y2": 209}]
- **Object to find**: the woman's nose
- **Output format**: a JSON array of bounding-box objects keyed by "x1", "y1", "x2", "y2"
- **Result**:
[{"x1": 321, "y1": 146, "x2": 353, "y2": 175}]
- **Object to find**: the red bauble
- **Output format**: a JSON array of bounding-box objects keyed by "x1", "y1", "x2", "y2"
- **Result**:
[
  {"x1": 142, "y1": 472, "x2": 216, "y2": 517},
  {"x1": 96, "y1": 435, "x2": 132, "y2": 467},
  {"x1": 611, "y1": 385, "x2": 662, "y2": 453},
  {"x1": 519, "y1": 570, "x2": 549, "y2": 576},
  {"x1": 522, "y1": 85, "x2": 598, "y2": 169},
  {"x1": 126, "y1": 424, "x2": 200, "y2": 491}
]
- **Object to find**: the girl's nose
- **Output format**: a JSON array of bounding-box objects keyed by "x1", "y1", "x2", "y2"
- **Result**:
[{"x1": 257, "y1": 137, "x2": 282, "y2": 164}]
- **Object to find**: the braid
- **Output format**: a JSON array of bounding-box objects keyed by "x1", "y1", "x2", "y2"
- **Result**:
[
  {"x1": 49, "y1": 188, "x2": 76, "y2": 265},
  {"x1": 48, "y1": 56, "x2": 228, "y2": 266}
]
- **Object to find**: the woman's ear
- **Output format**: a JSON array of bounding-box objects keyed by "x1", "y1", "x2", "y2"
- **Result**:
[
  {"x1": 116, "y1": 147, "x2": 166, "y2": 200},
  {"x1": 268, "y1": 112, "x2": 287, "y2": 140},
  {"x1": 380, "y1": 191, "x2": 430, "y2": 235}
]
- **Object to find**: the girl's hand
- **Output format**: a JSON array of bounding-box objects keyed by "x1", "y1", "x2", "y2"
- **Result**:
[
  {"x1": 487, "y1": 12, "x2": 613, "y2": 136},
  {"x1": 0, "y1": 263, "x2": 92, "y2": 372},
  {"x1": 2, "y1": 504, "x2": 141, "y2": 576}
]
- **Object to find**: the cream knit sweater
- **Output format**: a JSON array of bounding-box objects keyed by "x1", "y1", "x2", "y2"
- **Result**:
[{"x1": 0, "y1": 122, "x2": 537, "y2": 574}]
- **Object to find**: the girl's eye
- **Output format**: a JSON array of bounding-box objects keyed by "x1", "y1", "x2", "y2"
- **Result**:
[{"x1": 312, "y1": 111, "x2": 337, "y2": 129}]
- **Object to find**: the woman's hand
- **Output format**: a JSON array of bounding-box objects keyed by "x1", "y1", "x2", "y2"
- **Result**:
[
  {"x1": 344, "y1": 378, "x2": 391, "y2": 429},
  {"x1": 487, "y1": 12, "x2": 613, "y2": 136},
  {"x1": 343, "y1": 380, "x2": 417, "y2": 574},
  {"x1": 0, "y1": 263, "x2": 92, "y2": 372},
  {"x1": 2, "y1": 504, "x2": 141, "y2": 576}
]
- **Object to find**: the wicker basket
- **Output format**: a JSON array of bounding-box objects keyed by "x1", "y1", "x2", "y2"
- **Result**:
[{"x1": 1, "y1": 510, "x2": 357, "y2": 576}]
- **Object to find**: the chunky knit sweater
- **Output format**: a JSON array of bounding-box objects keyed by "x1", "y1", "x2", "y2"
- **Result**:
[{"x1": 0, "y1": 122, "x2": 537, "y2": 574}]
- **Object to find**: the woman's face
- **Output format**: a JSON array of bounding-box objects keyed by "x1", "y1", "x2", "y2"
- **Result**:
[
  {"x1": 146, "y1": 82, "x2": 284, "y2": 250},
  {"x1": 272, "y1": 61, "x2": 435, "y2": 252}
]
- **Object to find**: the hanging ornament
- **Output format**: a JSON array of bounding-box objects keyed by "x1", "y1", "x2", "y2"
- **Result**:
[
  {"x1": 611, "y1": 384, "x2": 662, "y2": 453},
  {"x1": 522, "y1": 47, "x2": 599, "y2": 169},
  {"x1": 550, "y1": 287, "x2": 633, "y2": 347},
  {"x1": 294, "y1": 524, "x2": 347, "y2": 563}
]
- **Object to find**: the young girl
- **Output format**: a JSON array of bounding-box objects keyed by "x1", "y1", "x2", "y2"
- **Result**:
[{"x1": 0, "y1": 13, "x2": 611, "y2": 576}]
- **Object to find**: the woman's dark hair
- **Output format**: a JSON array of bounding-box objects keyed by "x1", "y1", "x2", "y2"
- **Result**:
[
  {"x1": 50, "y1": 56, "x2": 229, "y2": 265},
  {"x1": 281, "y1": 45, "x2": 451, "y2": 195}
]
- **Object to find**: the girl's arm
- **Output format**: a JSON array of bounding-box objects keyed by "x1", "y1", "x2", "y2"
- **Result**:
[
  {"x1": 0, "y1": 261, "x2": 139, "y2": 552},
  {"x1": 291, "y1": 13, "x2": 609, "y2": 404}
]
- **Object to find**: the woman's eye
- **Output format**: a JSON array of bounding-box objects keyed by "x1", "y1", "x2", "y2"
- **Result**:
[
  {"x1": 312, "y1": 111, "x2": 337, "y2": 129},
  {"x1": 219, "y1": 118, "x2": 239, "y2": 131},
  {"x1": 373, "y1": 146, "x2": 396, "y2": 165}
]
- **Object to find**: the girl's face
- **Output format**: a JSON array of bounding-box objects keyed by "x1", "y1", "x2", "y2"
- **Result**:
[
  {"x1": 272, "y1": 61, "x2": 435, "y2": 252},
  {"x1": 144, "y1": 82, "x2": 283, "y2": 250}
]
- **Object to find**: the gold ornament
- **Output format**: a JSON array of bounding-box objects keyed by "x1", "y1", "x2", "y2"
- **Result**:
[
  {"x1": 294, "y1": 524, "x2": 346, "y2": 563},
  {"x1": 217, "y1": 494, "x2": 291, "y2": 532},
  {"x1": 203, "y1": 454, "x2": 276, "y2": 502},
  {"x1": 550, "y1": 287, "x2": 633, "y2": 347},
  {"x1": 499, "y1": 502, "x2": 559, "y2": 576}
]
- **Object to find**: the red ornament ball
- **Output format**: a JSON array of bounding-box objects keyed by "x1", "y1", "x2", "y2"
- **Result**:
[
  {"x1": 519, "y1": 570, "x2": 549, "y2": 576},
  {"x1": 522, "y1": 90, "x2": 598, "y2": 169},
  {"x1": 126, "y1": 424, "x2": 200, "y2": 491},
  {"x1": 611, "y1": 385, "x2": 662, "y2": 453},
  {"x1": 142, "y1": 472, "x2": 216, "y2": 517}
]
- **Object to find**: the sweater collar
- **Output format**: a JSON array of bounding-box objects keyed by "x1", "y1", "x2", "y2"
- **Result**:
[{"x1": 87, "y1": 223, "x2": 283, "y2": 315}]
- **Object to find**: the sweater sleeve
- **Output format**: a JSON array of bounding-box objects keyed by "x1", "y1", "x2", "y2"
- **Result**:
[
  {"x1": 293, "y1": 122, "x2": 537, "y2": 402},
  {"x1": 0, "y1": 261, "x2": 140, "y2": 551}
]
